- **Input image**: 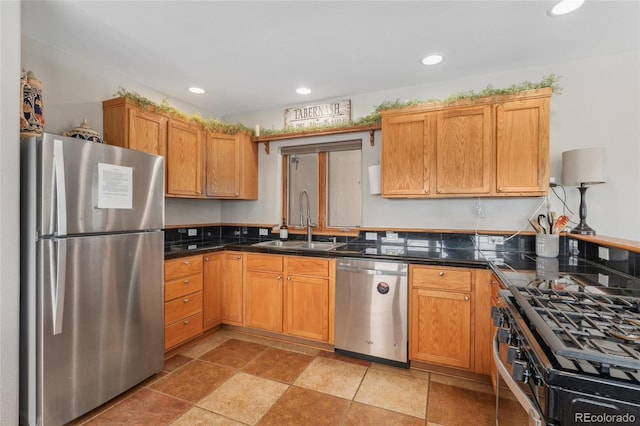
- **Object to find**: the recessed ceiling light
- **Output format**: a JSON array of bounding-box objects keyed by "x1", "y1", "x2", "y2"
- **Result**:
[
  {"x1": 422, "y1": 54, "x2": 444, "y2": 66},
  {"x1": 189, "y1": 87, "x2": 205, "y2": 94},
  {"x1": 548, "y1": 0, "x2": 584, "y2": 16},
  {"x1": 296, "y1": 87, "x2": 311, "y2": 95}
]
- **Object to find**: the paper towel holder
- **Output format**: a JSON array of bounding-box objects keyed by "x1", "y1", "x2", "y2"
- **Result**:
[{"x1": 368, "y1": 163, "x2": 381, "y2": 195}]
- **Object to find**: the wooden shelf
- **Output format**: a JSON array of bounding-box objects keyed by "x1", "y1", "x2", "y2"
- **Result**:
[{"x1": 252, "y1": 124, "x2": 381, "y2": 154}]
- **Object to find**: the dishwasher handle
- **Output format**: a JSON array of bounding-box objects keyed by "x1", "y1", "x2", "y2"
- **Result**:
[{"x1": 337, "y1": 264, "x2": 407, "y2": 277}]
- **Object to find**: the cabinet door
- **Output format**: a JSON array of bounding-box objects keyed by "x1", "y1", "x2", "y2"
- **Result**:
[
  {"x1": 381, "y1": 113, "x2": 432, "y2": 197},
  {"x1": 410, "y1": 288, "x2": 472, "y2": 369},
  {"x1": 495, "y1": 97, "x2": 550, "y2": 195},
  {"x1": 284, "y1": 275, "x2": 329, "y2": 342},
  {"x1": 128, "y1": 108, "x2": 167, "y2": 156},
  {"x1": 435, "y1": 105, "x2": 492, "y2": 195},
  {"x1": 166, "y1": 120, "x2": 202, "y2": 197},
  {"x1": 474, "y1": 269, "x2": 493, "y2": 375},
  {"x1": 245, "y1": 271, "x2": 283, "y2": 332},
  {"x1": 220, "y1": 253, "x2": 243, "y2": 326},
  {"x1": 205, "y1": 133, "x2": 240, "y2": 197},
  {"x1": 203, "y1": 254, "x2": 222, "y2": 330}
]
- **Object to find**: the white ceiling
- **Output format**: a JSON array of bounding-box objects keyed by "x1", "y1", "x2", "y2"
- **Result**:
[{"x1": 21, "y1": 0, "x2": 640, "y2": 118}]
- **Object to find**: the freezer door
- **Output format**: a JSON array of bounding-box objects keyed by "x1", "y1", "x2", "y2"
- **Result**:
[
  {"x1": 33, "y1": 133, "x2": 164, "y2": 236},
  {"x1": 31, "y1": 231, "x2": 164, "y2": 426}
]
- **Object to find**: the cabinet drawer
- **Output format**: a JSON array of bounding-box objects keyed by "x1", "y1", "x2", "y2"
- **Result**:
[
  {"x1": 165, "y1": 255, "x2": 203, "y2": 280},
  {"x1": 165, "y1": 312, "x2": 203, "y2": 350},
  {"x1": 287, "y1": 257, "x2": 330, "y2": 277},
  {"x1": 411, "y1": 266, "x2": 472, "y2": 292},
  {"x1": 246, "y1": 253, "x2": 283, "y2": 273},
  {"x1": 165, "y1": 291, "x2": 203, "y2": 325},
  {"x1": 165, "y1": 273, "x2": 203, "y2": 301}
]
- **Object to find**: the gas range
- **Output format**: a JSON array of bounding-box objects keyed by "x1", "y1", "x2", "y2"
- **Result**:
[{"x1": 494, "y1": 273, "x2": 640, "y2": 425}]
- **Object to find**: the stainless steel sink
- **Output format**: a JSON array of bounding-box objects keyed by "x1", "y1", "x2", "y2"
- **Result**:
[
  {"x1": 251, "y1": 240, "x2": 344, "y2": 251},
  {"x1": 297, "y1": 241, "x2": 345, "y2": 251}
]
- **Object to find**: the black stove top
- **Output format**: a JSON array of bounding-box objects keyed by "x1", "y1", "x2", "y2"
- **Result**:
[{"x1": 510, "y1": 278, "x2": 640, "y2": 373}]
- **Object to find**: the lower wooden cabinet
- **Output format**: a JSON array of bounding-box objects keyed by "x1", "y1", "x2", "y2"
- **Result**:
[
  {"x1": 242, "y1": 253, "x2": 334, "y2": 344},
  {"x1": 409, "y1": 265, "x2": 492, "y2": 373},
  {"x1": 164, "y1": 255, "x2": 204, "y2": 350},
  {"x1": 244, "y1": 253, "x2": 284, "y2": 332},
  {"x1": 203, "y1": 254, "x2": 222, "y2": 330},
  {"x1": 411, "y1": 287, "x2": 472, "y2": 369},
  {"x1": 284, "y1": 274, "x2": 330, "y2": 342},
  {"x1": 489, "y1": 274, "x2": 506, "y2": 391},
  {"x1": 220, "y1": 252, "x2": 244, "y2": 326}
]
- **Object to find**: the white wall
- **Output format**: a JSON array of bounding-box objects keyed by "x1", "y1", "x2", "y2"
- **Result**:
[
  {"x1": 1, "y1": 1, "x2": 21, "y2": 424},
  {"x1": 21, "y1": 36, "x2": 223, "y2": 226},
  {"x1": 20, "y1": 34, "x2": 640, "y2": 239},
  {"x1": 224, "y1": 52, "x2": 640, "y2": 240}
]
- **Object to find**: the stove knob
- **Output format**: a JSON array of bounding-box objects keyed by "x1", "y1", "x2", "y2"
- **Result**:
[
  {"x1": 512, "y1": 360, "x2": 530, "y2": 383},
  {"x1": 491, "y1": 307, "x2": 504, "y2": 326},
  {"x1": 498, "y1": 327, "x2": 511, "y2": 343},
  {"x1": 507, "y1": 346, "x2": 520, "y2": 364}
]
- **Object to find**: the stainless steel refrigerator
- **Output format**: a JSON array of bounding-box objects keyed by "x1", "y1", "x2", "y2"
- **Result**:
[{"x1": 20, "y1": 133, "x2": 165, "y2": 426}]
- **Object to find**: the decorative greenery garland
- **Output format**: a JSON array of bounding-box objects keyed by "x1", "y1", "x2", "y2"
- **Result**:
[
  {"x1": 115, "y1": 88, "x2": 250, "y2": 135},
  {"x1": 115, "y1": 75, "x2": 561, "y2": 137}
]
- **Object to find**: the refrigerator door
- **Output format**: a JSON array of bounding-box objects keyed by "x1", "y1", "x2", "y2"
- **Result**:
[
  {"x1": 34, "y1": 133, "x2": 164, "y2": 236},
  {"x1": 31, "y1": 231, "x2": 164, "y2": 426}
]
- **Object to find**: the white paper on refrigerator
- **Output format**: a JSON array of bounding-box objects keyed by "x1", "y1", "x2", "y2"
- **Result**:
[{"x1": 97, "y1": 163, "x2": 133, "y2": 209}]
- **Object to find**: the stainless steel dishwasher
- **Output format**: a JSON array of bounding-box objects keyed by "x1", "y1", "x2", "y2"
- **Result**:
[{"x1": 335, "y1": 258, "x2": 409, "y2": 367}]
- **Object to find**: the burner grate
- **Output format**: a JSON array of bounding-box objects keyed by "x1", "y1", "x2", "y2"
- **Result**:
[{"x1": 511, "y1": 285, "x2": 640, "y2": 371}]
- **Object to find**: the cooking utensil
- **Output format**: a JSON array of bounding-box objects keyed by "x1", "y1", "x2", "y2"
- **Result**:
[
  {"x1": 537, "y1": 214, "x2": 548, "y2": 234},
  {"x1": 529, "y1": 218, "x2": 544, "y2": 234},
  {"x1": 555, "y1": 215, "x2": 570, "y2": 233},
  {"x1": 549, "y1": 211, "x2": 557, "y2": 234}
]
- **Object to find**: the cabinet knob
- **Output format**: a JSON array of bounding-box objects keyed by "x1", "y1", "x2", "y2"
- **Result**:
[
  {"x1": 235, "y1": 192, "x2": 239, "y2": 196},
  {"x1": 183, "y1": 320, "x2": 190, "y2": 325},
  {"x1": 183, "y1": 279, "x2": 190, "y2": 284},
  {"x1": 287, "y1": 276, "x2": 292, "y2": 281},
  {"x1": 183, "y1": 298, "x2": 189, "y2": 304},
  {"x1": 439, "y1": 271, "x2": 445, "y2": 276},
  {"x1": 497, "y1": 187, "x2": 503, "y2": 192},
  {"x1": 183, "y1": 260, "x2": 190, "y2": 265},
  {"x1": 277, "y1": 275, "x2": 282, "y2": 280},
  {"x1": 464, "y1": 295, "x2": 470, "y2": 302},
  {"x1": 204, "y1": 257, "x2": 209, "y2": 261},
  {"x1": 236, "y1": 256, "x2": 242, "y2": 260}
]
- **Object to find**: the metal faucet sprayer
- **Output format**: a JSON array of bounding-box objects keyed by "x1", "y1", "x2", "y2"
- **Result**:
[{"x1": 298, "y1": 189, "x2": 314, "y2": 242}]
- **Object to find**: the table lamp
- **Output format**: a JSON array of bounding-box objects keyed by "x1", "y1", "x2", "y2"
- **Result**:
[{"x1": 561, "y1": 147, "x2": 607, "y2": 235}]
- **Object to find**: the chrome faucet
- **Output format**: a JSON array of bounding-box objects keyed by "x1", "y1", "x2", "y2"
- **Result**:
[{"x1": 298, "y1": 189, "x2": 314, "y2": 243}]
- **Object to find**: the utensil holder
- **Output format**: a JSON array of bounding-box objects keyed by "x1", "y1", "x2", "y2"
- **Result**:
[{"x1": 536, "y1": 234, "x2": 559, "y2": 258}]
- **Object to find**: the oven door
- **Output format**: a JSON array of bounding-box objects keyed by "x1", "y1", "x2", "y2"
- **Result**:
[{"x1": 494, "y1": 331, "x2": 547, "y2": 426}]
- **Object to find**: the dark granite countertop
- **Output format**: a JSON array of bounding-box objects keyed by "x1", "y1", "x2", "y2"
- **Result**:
[{"x1": 164, "y1": 238, "x2": 640, "y2": 297}]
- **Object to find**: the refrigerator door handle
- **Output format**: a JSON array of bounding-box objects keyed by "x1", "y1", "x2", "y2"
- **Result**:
[
  {"x1": 53, "y1": 138, "x2": 68, "y2": 236},
  {"x1": 52, "y1": 239, "x2": 67, "y2": 335}
]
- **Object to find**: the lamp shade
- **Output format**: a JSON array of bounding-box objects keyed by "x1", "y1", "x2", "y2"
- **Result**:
[{"x1": 561, "y1": 147, "x2": 607, "y2": 185}]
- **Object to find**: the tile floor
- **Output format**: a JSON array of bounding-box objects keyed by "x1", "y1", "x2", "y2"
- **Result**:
[{"x1": 69, "y1": 330, "x2": 528, "y2": 425}]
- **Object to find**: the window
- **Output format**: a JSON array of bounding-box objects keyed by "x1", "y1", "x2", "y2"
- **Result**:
[{"x1": 282, "y1": 140, "x2": 362, "y2": 234}]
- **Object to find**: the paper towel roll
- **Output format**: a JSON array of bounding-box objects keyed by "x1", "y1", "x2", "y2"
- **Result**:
[{"x1": 368, "y1": 164, "x2": 381, "y2": 195}]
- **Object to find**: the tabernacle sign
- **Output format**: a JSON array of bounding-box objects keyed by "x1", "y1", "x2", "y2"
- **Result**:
[
  {"x1": 285, "y1": 99, "x2": 351, "y2": 129},
  {"x1": 97, "y1": 163, "x2": 133, "y2": 209}
]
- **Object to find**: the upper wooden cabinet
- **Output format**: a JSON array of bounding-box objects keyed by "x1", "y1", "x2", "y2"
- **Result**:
[
  {"x1": 204, "y1": 132, "x2": 258, "y2": 199},
  {"x1": 495, "y1": 96, "x2": 550, "y2": 195},
  {"x1": 166, "y1": 119, "x2": 203, "y2": 198},
  {"x1": 435, "y1": 106, "x2": 492, "y2": 195},
  {"x1": 103, "y1": 98, "x2": 259, "y2": 200},
  {"x1": 381, "y1": 88, "x2": 551, "y2": 198},
  {"x1": 103, "y1": 97, "x2": 168, "y2": 157},
  {"x1": 381, "y1": 112, "x2": 432, "y2": 196}
]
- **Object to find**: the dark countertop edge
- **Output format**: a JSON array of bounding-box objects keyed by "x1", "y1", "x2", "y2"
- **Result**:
[{"x1": 164, "y1": 241, "x2": 491, "y2": 270}]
